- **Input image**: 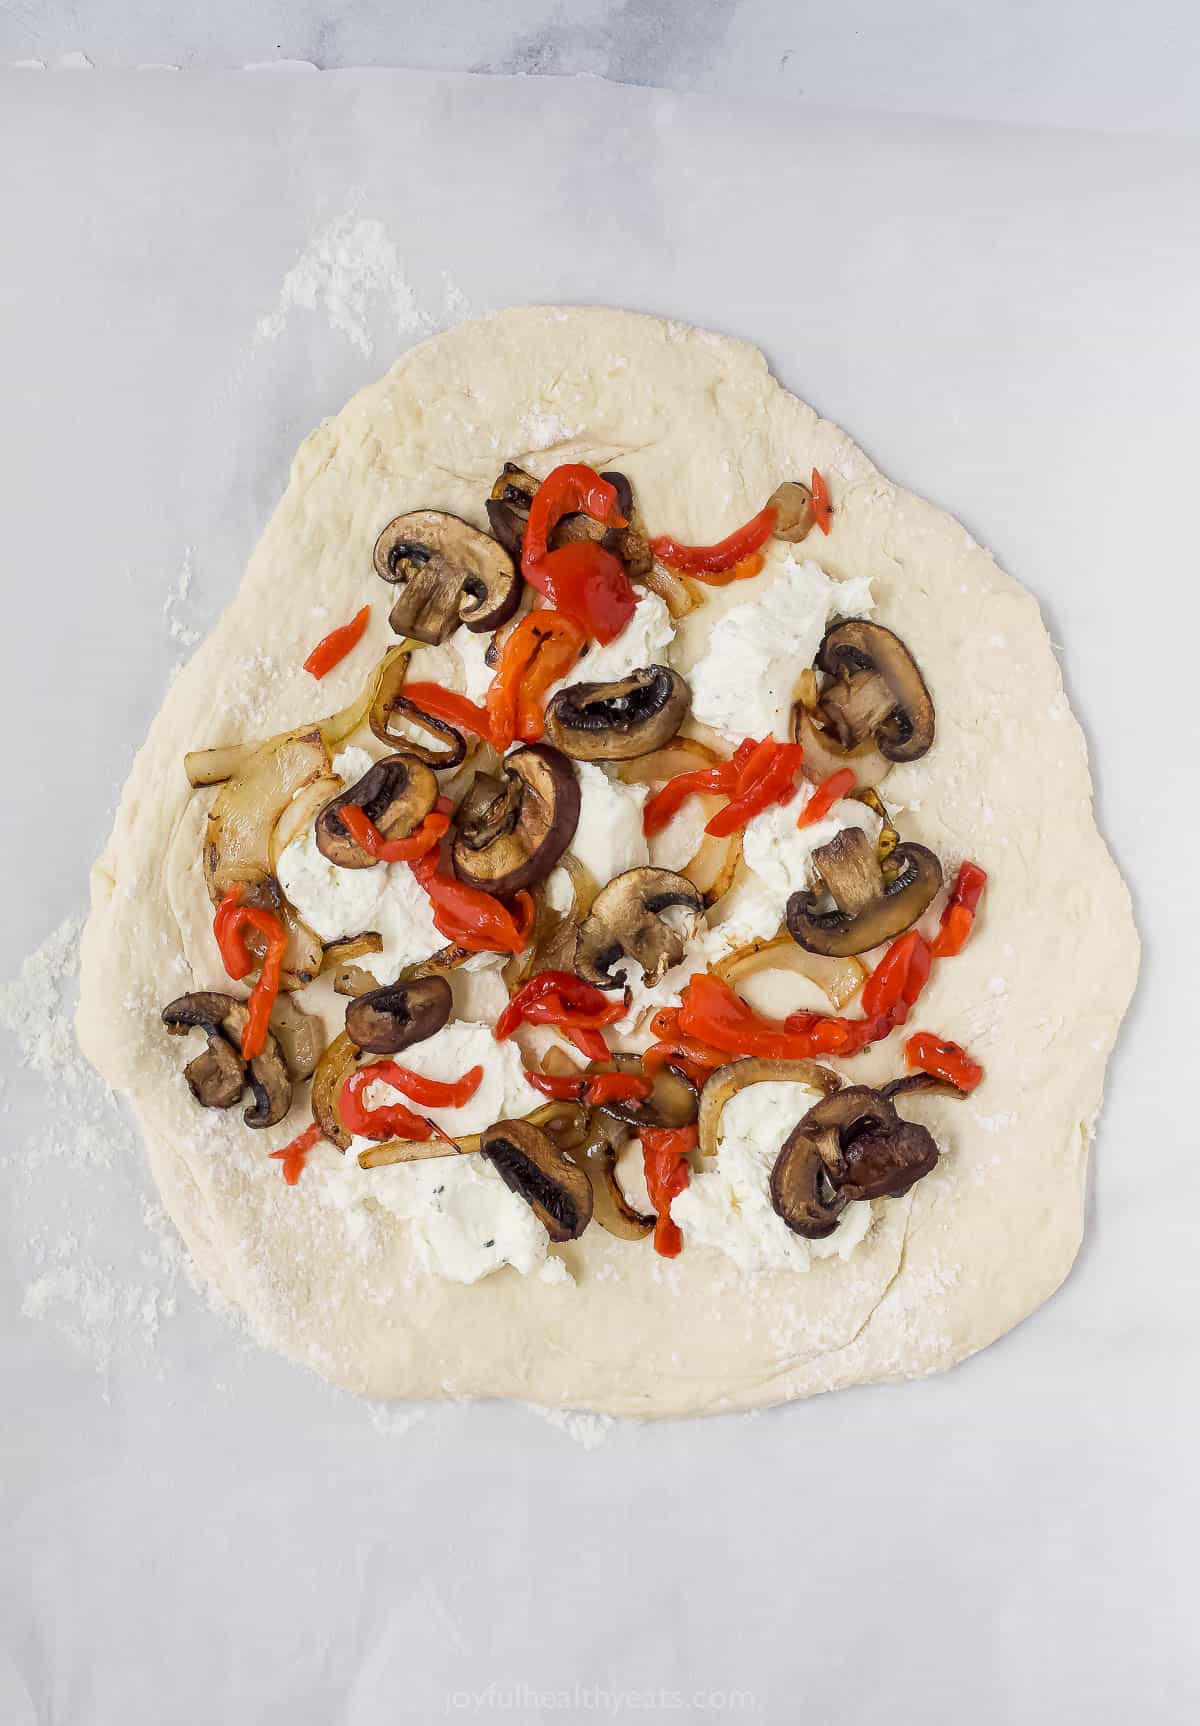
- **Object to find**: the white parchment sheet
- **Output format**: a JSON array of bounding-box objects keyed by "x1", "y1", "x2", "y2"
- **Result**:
[{"x1": 0, "y1": 69, "x2": 1197, "y2": 1726}]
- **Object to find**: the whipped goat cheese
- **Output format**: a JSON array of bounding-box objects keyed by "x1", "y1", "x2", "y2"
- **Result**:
[
  {"x1": 690, "y1": 554, "x2": 874, "y2": 741},
  {"x1": 348, "y1": 1021, "x2": 558, "y2": 1285},
  {"x1": 560, "y1": 760, "x2": 649, "y2": 886},
  {"x1": 671, "y1": 1080, "x2": 873, "y2": 1272},
  {"x1": 546, "y1": 590, "x2": 674, "y2": 700}
]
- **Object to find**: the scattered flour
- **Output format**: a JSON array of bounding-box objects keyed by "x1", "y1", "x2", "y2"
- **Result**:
[
  {"x1": 527, "y1": 1404, "x2": 616, "y2": 1451},
  {"x1": 255, "y1": 211, "x2": 430, "y2": 355}
]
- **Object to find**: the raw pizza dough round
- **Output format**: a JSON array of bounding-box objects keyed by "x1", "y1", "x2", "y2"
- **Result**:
[{"x1": 78, "y1": 307, "x2": 1138, "y2": 1417}]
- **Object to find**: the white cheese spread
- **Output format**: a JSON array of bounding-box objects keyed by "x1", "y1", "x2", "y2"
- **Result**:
[
  {"x1": 545, "y1": 590, "x2": 674, "y2": 700},
  {"x1": 689, "y1": 554, "x2": 874, "y2": 741},
  {"x1": 560, "y1": 761, "x2": 649, "y2": 886}
]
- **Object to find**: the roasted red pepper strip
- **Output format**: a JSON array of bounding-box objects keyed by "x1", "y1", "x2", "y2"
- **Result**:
[
  {"x1": 339, "y1": 1059, "x2": 484, "y2": 1140},
  {"x1": 401, "y1": 681, "x2": 493, "y2": 740},
  {"x1": 495, "y1": 971, "x2": 625, "y2": 1041},
  {"x1": 303, "y1": 605, "x2": 371, "y2": 679},
  {"x1": 706, "y1": 741, "x2": 804, "y2": 838},
  {"x1": 859, "y1": 930, "x2": 932, "y2": 1031},
  {"x1": 810, "y1": 468, "x2": 832, "y2": 535},
  {"x1": 642, "y1": 738, "x2": 758, "y2": 837},
  {"x1": 409, "y1": 848, "x2": 535, "y2": 955},
  {"x1": 797, "y1": 766, "x2": 856, "y2": 828},
  {"x1": 486, "y1": 610, "x2": 586, "y2": 749},
  {"x1": 270, "y1": 1121, "x2": 323, "y2": 1185},
  {"x1": 522, "y1": 465, "x2": 636, "y2": 644},
  {"x1": 905, "y1": 1032, "x2": 984, "y2": 1093},
  {"x1": 641, "y1": 1124, "x2": 697, "y2": 1257},
  {"x1": 211, "y1": 890, "x2": 287, "y2": 1061},
  {"x1": 650, "y1": 504, "x2": 777, "y2": 577},
  {"x1": 339, "y1": 802, "x2": 450, "y2": 863},
  {"x1": 525, "y1": 1070, "x2": 653, "y2": 1108},
  {"x1": 679, "y1": 973, "x2": 837, "y2": 1062},
  {"x1": 932, "y1": 861, "x2": 988, "y2": 958}
]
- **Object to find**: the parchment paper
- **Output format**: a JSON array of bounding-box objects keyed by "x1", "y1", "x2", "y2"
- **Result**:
[{"x1": 1, "y1": 69, "x2": 1197, "y2": 1726}]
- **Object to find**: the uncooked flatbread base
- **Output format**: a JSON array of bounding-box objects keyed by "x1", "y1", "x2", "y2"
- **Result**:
[{"x1": 78, "y1": 308, "x2": 1138, "y2": 1418}]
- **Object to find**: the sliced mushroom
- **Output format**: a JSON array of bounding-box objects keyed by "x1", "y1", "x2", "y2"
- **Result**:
[
  {"x1": 269, "y1": 993, "x2": 324, "y2": 1080},
  {"x1": 161, "y1": 992, "x2": 293, "y2": 1129},
  {"x1": 486, "y1": 464, "x2": 652, "y2": 578},
  {"x1": 344, "y1": 977, "x2": 453, "y2": 1054},
  {"x1": 574, "y1": 867, "x2": 703, "y2": 988},
  {"x1": 481, "y1": 1118, "x2": 593, "y2": 1242},
  {"x1": 767, "y1": 479, "x2": 817, "y2": 542},
  {"x1": 812, "y1": 621, "x2": 935, "y2": 765},
  {"x1": 596, "y1": 1054, "x2": 699, "y2": 1132},
  {"x1": 544, "y1": 666, "x2": 690, "y2": 762},
  {"x1": 316, "y1": 753, "x2": 439, "y2": 870},
  {"x1": 451, "y1": 743, "x2": 579, "y2": 896},
  {"x1": 770, "y1": 1085, "x2": 940, "y2": 1237},
  {"x1": 786, "y1": 826, "x2": 942, "y2": 957},
  {"x1": 373, "y1": 510, "x2": 522, "y2": 644}
]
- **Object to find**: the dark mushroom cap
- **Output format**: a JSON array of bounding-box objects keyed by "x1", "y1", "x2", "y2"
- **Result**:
[
  {"x1": 771, "y1": 1084, "x2": 940, "y2": 1236},
  {"x1": 544, "y1": 665, "x2": 690, "y2": 762},
  {"x1": 161, "y1": 992, "x2": 293, "y2": 1129},
  {"x1": 481, "y1": 1117, "x2": 593, "y2": 1242},
  {"x1": 574, "y1": 866, "x2": 703, "y2": 988},
  {"x1": 767, "y1": 479, "x2": 817, "y2": 542},
  {"x1": 786, "y1": 826, "x2": 943, "y2": 958},
  {"x1": 815, "y1": 620, "x2": 935, "y2": 764},
  {"x1": 316, "y1": 753, "x2": 439, "y2": 870},
  {"x1": 451, "y1": 743, "x2": 580, "y2": 897},
  {"x1": 373, "y1": 509, "x2": 522, "y2": 644},
  {"x1": 344, "y1": 977, "x2": 453, "y2": 1054}
]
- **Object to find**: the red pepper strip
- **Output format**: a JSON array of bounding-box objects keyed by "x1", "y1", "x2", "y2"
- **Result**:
[
  {"x1": 932, "y1": 861, "x2": 988, "y2": 958},
  {"x1": 401, "y1": 680, "x2": 493, "y2": 740},
  {"x1": 339, "y1": 802, "x2": 450, "y2": 863},
  {"x1": 211, "y1": 891, "x2": 287, "y2": 1060},
  {"x1": 811, "y1": 468, "x2": 832, "y2": 535},
  {"x1": 650, "y1": 504, "x2": 778, "y2": 577},
  {"x1": 303, "y1": 605, "x2": 371, "y2": 680},
  {"x1": 706, "y1": 741, "x2": 804, "y2": 838},
  {"x1": 486, "y1": 610, "x2": 586, "y2": 749},
  {"x1": 641, "y1": 1124, "x2": 698, "y2": 1257},
  {"x1": 797, "y1": 767, "x2": 856, "y2": 828},
  {"x1": 270, "y1": 1121, "x2": 324, "y2": 1186},
  {"x1": 495, "y1": 971, "x2": 626, "y2": 1040},
  {"x1": 641, "y1": 738, "x2": 759, "y2": 838},
  {"x1": 525, "y1": 1071, "x2": 653, "y2": 1108},
  {"x1": 340, "y1": 1059, "x2": 484, "y2": 1140},
  {"x1": 679, "y1": 973, "x2": 839, "y2": 1062},
  {"x1": 905, "y1": 1032, "x2": 983, "y2": 1093},
  {"x1": 409, "y1": 848, "x2": 535, "y2": 955},
  {"x1": 859, "y1": 930, "x2": 932, "y2": 1032},
  {"x1": 522, "y1": 465, "x2": 636, "y2": 645}
]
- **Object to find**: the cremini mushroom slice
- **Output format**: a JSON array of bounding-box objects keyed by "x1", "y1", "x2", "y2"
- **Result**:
[
  {"x1": 373, "y1": 510, "x2": 522, "y2": 644},
  {"x1": 316, "y1": 753, "x2": 439, "y2": 870},
  {"x1": 480, "y1": 1118, "x2": 593, "y2": 1242},
  {"x1": 574, "y1": 866, "x2": 703, "y2": 988},
  {"x1": 268, "y1": 993, "x2": 324, "y2": 1080},
  {"x1": 161, "y1": 992, "x2": 293, "y2": 1129},
  {"x1": 599, "y1": 1054, "x2": 699, "y2": 1133},
  {"x1": 343, "y1": 977, "x2": 453, "y2": 1054},
  {"x1": 786, "y1": 826, "x2": 943, "y2": 957},
  {"x1": 770, "y1": 1084, "x2": 940, "y2": 1237},
  {"x1": 697, "y1": 1058, "x2": 841, "y2": 1160},
  {"x1": 767, "y1": 479, "x2": 817, "y2": 542},
  {"x1": 486, "y1": 463, "x2": 652, "y2": 578},
  {"x1": 544, "y1": 665, "x2": 690, "y2": 762},
  {"x1": 812, "y1": 620, "x2": 936, "y2": 765},
  {"x1": 451, "y1": 743, "x2": 580, "y2": 897}
]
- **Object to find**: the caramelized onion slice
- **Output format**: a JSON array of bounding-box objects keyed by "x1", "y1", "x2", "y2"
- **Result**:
[
  {"x1": 697, "y1": 1058, "x2": 841, "y2": 1160},
  {"x1": 576, "y1": 1113, "x2": 654, "y2": 1241},
  {"x1": 683, "y1": 826, "x2": 743, "y2": 909},
  {"x1": 710, "y1": 932, "x2": 866, "y2": 1010},
  {"x1": 616, "y1": 738, "x2": 723, "y2": 785},
  {"x1": 641, "y1": 561, "x2": 702, "y2": 620}
]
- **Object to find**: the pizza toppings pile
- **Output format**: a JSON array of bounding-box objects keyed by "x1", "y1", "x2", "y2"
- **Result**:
[{"x1": 162, "y1": 459, "x2": 988, "y2": 1270}]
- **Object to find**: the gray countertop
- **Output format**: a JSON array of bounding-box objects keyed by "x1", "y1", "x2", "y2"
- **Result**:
[{"x1": 5, "y1": 0, "x2": 1199, "y2": 138}]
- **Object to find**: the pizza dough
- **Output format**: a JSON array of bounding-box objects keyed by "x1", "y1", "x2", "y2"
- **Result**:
[{"x1": 77, "y1": 308, "x2": 1139, "y2": 1417}]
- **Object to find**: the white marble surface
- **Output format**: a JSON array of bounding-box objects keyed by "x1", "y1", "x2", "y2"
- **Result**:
[{"x1": 5, "y1": 0, "x2": 1200, "y2": 137}]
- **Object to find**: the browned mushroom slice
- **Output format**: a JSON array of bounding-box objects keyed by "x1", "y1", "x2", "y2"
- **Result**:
[
  {"x1": 316, "y1": 753, "x2": 439, "y2": 870},
  {"x1": 543, "y1": 665, "x2": 690, "y2": 762},
  {"x1": 786, "y1": 826, "x2": 942, "y2": 957},
  {"x1": 814, "y1": 621, "x2": 935, "y2": 764},
  {"x1": 480, "y1": 1118, "x2": 593, "y2": 1242},
  {"x1": 451, "y1": 743, "x2": 580, "y2": 897},
  {"x1": 344, "y1": 977, "x2": 453, "y2": 1054},
  {"x1": 767, "y1": 479, "x2": 817, "y2": 542},
  {"x1": 770, "y1": 1085, "x2": 940, "y2": 1237},
  {"x1": 161, "y1": 992, "x2": 293, "y2": 1129},
  {"x1": 373, "y1": 510, "x2": 522, "y2": 644},
  {"x1": 598, "y1": 1055, "x2": 699, "y2": 1132},
  {"x1": 574, "y1": 867, "x2": 703, "y2": 989},
  {"x1": 486, "y1": 464, "x2": 652, "y2": 578},
  {"x1": 268, "y1": 993, "x2": 324, "y2": 1080}
]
